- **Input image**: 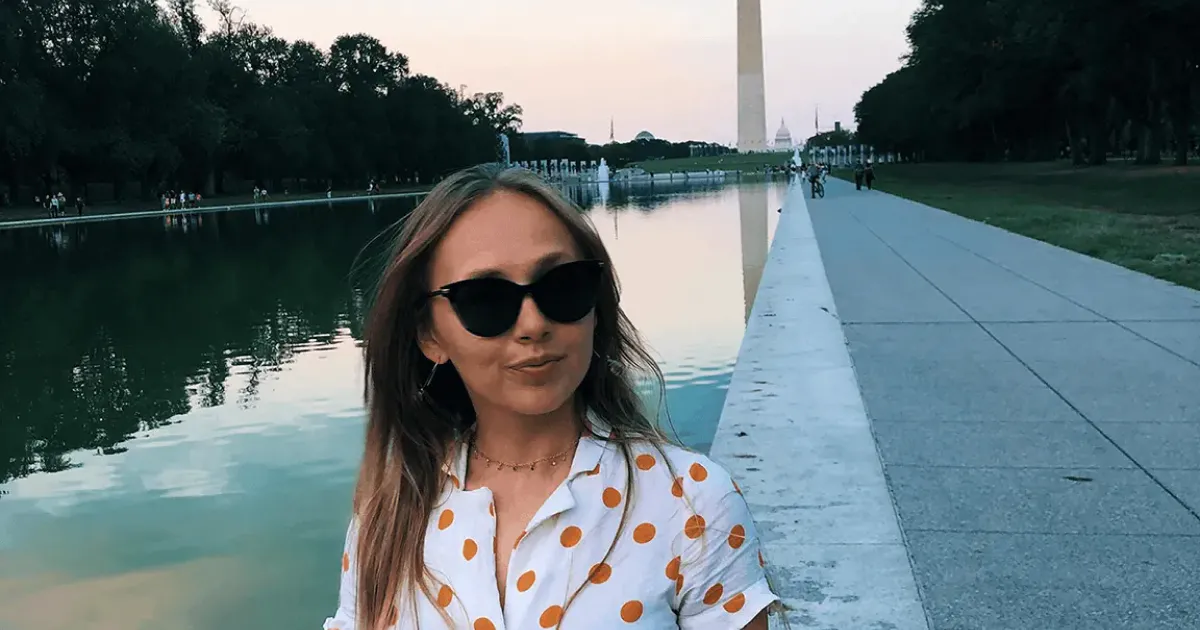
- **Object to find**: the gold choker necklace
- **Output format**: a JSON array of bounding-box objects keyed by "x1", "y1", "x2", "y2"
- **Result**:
[{"x1": 470, "y1": 433, "x2": 580, "y2": 472}]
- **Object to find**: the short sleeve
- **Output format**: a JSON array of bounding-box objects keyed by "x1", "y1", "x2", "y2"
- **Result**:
[
  {"x1": 675, "y1": 478, "x2": 778, "y2": 629},
  {"x1": 323, "y1": 520, "x2": 358, "y2": 630}
]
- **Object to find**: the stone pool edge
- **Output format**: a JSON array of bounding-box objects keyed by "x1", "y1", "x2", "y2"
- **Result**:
[
  {"x1": 0, "y1": 191, "x2": 430, "y2": 230},
  {"x1": 709, "y1": 182, "x2": 930, "y2": 629}
]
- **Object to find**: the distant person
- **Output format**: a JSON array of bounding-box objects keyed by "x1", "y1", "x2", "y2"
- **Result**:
[
  {"x1": 809, "y1": 166, "x2": 822, "y2": 199},
  {"x1": 864, "y1": 163, "x2": 876, "y2": 190},
  {"x1": 322, "y1": 164, "x2": 779, "y2": 630},
  {"x1": 75, "y1": 196, "x2": 84, "y2": 216},
  {"x1": 853, "y1": 162, "x2": 865, "y2": 191}
]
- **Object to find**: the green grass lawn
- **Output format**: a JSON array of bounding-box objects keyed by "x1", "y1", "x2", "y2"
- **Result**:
[
  {"x1": 835, "y1": 162, "x2": 1200, "y2": 291},
  {"x1": 630, "y1": 153, "x2": 791, "y2": 174}
]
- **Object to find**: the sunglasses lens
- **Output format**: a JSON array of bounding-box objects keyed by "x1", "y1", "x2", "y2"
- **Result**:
[
  {"x1": 448, "y1": 279, "x2": 522, "y2": 338},
  {"x1": 533, "y1": 260, "x2": 604, "y2": 323}
]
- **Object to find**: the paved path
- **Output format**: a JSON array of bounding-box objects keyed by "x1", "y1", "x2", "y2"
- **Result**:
[{"x1": 809, "y1": 177, "x2": 1200, "y2": 629}]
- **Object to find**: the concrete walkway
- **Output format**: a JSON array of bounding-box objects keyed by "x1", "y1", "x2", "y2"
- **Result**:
[
  {"x1": 713, "y1": 181, "x2": 929, "y2": 630},
  {"x1": 809, "y1": 177, "x2": 1200, "y2": 629}
]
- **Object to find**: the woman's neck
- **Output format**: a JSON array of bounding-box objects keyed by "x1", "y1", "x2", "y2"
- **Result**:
[{"x1": 471, "y1": 403, "x2": 583, "y2": 466}]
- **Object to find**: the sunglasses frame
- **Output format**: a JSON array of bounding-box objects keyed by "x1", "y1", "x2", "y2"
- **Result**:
[{"x1": 421, "y1": 259, "x2": 607, "y2": 336}]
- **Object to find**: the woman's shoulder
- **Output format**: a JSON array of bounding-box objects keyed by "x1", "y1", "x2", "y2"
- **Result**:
[{"x1": 617, "y1": 440, "x2": 741, "y2": 503}]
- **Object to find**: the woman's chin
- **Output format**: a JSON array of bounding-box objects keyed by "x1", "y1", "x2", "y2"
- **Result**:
[{"x1": 503, "y1": 389, "x2": 576, "y2": 418}]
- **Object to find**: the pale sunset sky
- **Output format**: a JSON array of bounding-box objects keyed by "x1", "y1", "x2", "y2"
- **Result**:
[{"x1": 203, "y1": 0, "x2": 922, "y2": 145}]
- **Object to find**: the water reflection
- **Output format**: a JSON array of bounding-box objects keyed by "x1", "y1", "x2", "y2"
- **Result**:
[
  {"x1": 739, "y1": 186, "x2": 769, "y2": 323},
  {"x1": 0, "y1": 202, "x2": 414, "y2": 488},
  {"x1": 0, "y1": 182, "x2": 784, "y2": 629},
  {"x1": 564, "y1": 178, "x2": 727, "y2": 212}
]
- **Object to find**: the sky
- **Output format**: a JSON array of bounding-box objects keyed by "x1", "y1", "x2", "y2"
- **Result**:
[{"x1": 201, "y1": 0, "x2": 922, "y2": 146}]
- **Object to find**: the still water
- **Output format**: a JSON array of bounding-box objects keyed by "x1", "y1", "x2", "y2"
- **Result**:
[{"x1": 0, "y1": 179, "x2": 785, "y2": 629}]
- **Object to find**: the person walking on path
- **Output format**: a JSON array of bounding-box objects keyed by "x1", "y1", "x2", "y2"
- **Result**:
[
  {"x1": 853, "y1": 162, "x2": 865, "y2": 190},
  {"x1": 864, "y1": 163, "x2": 875, "y2": 191}
]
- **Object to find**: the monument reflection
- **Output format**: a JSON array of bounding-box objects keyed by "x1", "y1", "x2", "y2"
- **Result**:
[{"x1": 738, "y1": 184, "x2": 768, "y2": 322}]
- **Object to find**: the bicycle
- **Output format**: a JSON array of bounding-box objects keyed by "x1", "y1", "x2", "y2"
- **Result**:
[{"x1": 810, "y1": 178, "x2": 825, "y2": 199}]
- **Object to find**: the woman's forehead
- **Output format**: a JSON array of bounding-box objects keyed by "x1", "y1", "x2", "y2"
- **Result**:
[{"x1": 429, "y1": 190, "x2": 582, "y2": 284}]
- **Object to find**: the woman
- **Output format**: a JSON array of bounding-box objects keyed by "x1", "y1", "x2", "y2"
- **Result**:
[{"x1": 324, "y1": 165, "x2": 780, "y2": 629}]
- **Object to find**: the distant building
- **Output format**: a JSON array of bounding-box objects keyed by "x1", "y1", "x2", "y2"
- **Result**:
[
  {"x1": 772, "y1": 119, "x2": 793, "y2": 151},
  {"x1": 834, "y1": 121, "x2": 842, "y2": 133},
  {"x1": 634, "y1": 131, "x2": 656, "y2": 141}
]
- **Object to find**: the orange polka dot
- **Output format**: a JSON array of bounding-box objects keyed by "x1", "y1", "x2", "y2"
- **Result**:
[
  {"x1": 723, "y1": 592, "x2": 747, "y2": 613},
  {"x1": 602, "y1": 487, "x2": 622, "y2": 508},
  {"x1": 635, "y1": 454, "x2": 656, "y2": 470},
  {"x1": 449, "y1": 474, "x2": 461, "y2": 489},
  {"x1": 728, "y1": 524, "x2": 746, "y2": 549},
  {"x1": 632, "y1": 522, "x2": 656, "y2": 544},
  {"x1": 463, "y1": 538, "x2": 478, "y2": 561},
  {"x1": 474, "y1": 619, "x2": 496, "y2": 630},
  {"x1": 703, "y1": 583, "x2": 724, "y2": 605},
  {"x1": 560, "y1": 525, "x2": 583, "y2": 548},
  {"x1": 517, "y1": 569, "x2": 537, "y2": 592},
  {"x1": 588, "y1": 562, "x2": 612, "y2": 584},
  {"x1": 685, "y1": 514, "x2": 706, "y2": 539},
  {"x1": 620, "y1": 600, "x2": 644, "y2": 622},
  {"x1": 538, "y1": 605, "x2": 563, "y2": 628},
  {"x1": 587, "y1": 462, "x2": 601, "y2": 476},
  {"x1": 341, "y1": 552, "x2": 349, "y2": 572},
  {"x1": 671, "y1": 476, "x2": 684, "y2": 498},
  {"x1": 665, "y1": 556, "x2": 681, "y2": 580},
  {"x1": 436, "y1": 584, "x2": 454, "y2": 608},
  {"x1": 675, "y1": 575, "x2": 684, "y2": 596},
  {"x1": 437, "y1": 509, "x2": 454, "y2": 530},
  {"x1": 514, "y1": 531, "x2": 526, "y2": 548},
  {"x1": 689, "y1": 462, "x2": 708, "y2": 482}
]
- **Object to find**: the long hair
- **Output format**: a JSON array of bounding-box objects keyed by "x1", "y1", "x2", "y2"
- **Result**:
[{"x1": 354, "y1": 164, "x2": 673, "y2": 629}]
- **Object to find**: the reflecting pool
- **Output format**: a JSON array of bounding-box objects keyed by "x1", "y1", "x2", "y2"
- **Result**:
[{"x1": 0, "y1": 179, "x2": 786, "y2": 629}]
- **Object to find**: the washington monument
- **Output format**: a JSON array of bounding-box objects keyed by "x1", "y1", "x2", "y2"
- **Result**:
[{"x1": 737, "y1": 0, "x2": 768, "y2": 153}]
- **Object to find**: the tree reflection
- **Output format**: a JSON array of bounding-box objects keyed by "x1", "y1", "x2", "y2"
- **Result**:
[
  {"x1": 0, "y1": 199, "x2": 416, "y2": 488},
  {"x1": 565, "y1": 179, "x2": 727, "y2": 213}
]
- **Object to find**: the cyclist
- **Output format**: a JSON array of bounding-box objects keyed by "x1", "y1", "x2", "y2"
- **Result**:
[{"x1": 809, "y1": 165, "x2": 823, "y2": 199}]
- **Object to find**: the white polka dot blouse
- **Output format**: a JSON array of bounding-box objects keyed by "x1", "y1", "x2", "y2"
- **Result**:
[{"x1": 323, "y1": 426, "x2": 778, "y2": 629}]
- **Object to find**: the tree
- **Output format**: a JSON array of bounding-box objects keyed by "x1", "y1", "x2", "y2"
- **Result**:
[
  {"x1": 0, "y1": 0, "x2": 524, "y2": 205},
  {"x1": 852, "y1": 0, "x2": 1200, "y2": 165}
]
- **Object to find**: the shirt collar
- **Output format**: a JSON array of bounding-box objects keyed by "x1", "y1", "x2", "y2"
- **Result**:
[{"x1": 441, "y1": 413, "x2": 613, "y2": 489}]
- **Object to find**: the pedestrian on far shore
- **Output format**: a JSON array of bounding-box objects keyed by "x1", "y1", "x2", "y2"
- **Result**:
[{"x1": 853, "y1": 162, "x2": 865, "y2": 190}]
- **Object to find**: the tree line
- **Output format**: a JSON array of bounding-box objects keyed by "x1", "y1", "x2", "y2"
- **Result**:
[
  {"x1": 0, "y1": 0, "x2": 523, "y2": 205},
  {"x1": 853, "y1": 0, "x2": 1200, "y2": 164}
]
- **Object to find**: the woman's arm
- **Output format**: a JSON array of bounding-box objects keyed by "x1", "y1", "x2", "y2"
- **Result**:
[
  {"x1": 323, "y1": 521, "x2": 358, "y2": 630},
  {"x1": 742, "y1": 609, "x2": 769, "y2": 630},
  {"x1": 674, "y1": 459, "x2": 781, "y2": 630}
]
